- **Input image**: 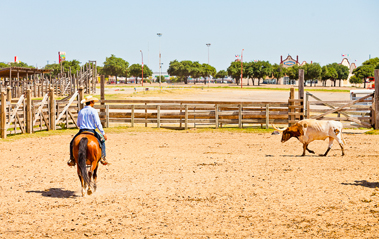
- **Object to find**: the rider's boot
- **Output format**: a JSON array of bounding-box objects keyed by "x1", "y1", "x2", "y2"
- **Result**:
[
  {"x1": 100, "y1": 157, "x2": 109, "y2": 165},
  {"x1": 67, "y1": 158, "x2": 76, "y2": 167}
]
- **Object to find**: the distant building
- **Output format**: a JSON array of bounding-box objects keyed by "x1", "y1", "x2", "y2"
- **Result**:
[{"x1": 280, "y1": 55, "x2": 299, "y2": 68}]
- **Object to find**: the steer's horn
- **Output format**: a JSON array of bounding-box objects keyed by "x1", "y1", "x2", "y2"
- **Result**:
[{"x1": 272, "y1": 124, "x2": 287, "y2": 132}]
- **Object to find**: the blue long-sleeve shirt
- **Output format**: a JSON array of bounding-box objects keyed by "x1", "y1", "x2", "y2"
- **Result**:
[{"x1": 77, "y1": 106, "x2": 105, "y2": 135}]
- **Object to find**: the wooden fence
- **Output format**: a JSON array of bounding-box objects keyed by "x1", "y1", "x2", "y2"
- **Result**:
[
  {"x1": 0, "y1": 61, "x2": 97, "y2": 100},
  {"x1": 93, "y1": 92, "x2": 303, "y2": 129},
  {"x1": 305, "y1": 91, "x2": 374, "y2": 128},
  {"x1": 0, "y1": 88, "x2": 81, "y2": 138},
  {"x1": 0, "y1": 87, "x2": 304, "y2": 138},
  {"x1": 3, "y1": 69, "x2": 379, "y2": 139}
]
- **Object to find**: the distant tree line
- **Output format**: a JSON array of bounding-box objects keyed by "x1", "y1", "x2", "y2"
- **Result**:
[{"x1": 1, "y1": 55, "x2": 378, "y2": 87}]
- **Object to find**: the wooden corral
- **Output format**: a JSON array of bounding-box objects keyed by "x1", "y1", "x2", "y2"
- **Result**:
[
  {"x1": 1, "y1": 69, "x2": 379, "y2": 139},
  {"x1": 0, "y1": 88, "x2": 81, "y2": 138},
  {"x1": 94, "y1": 98, "x2": 303, "y2": 130},
  {"x1": 0, "y1": 61, "x2": 97, "y2": 100}
]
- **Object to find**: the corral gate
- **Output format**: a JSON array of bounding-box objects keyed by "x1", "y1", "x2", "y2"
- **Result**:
[{"x1": 305, "y1": 91, "x2": 374, "y2": 128}]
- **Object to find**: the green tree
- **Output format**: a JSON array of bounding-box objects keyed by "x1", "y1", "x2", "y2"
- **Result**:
[
  {"x1": 216, "y1": 70, "x2": 228, "y2": 83},
  {"x1": 227, "y1": 61, "x2": 244, "y2": 85},
  {"x1": 0, "y1": 62, "x2": 9, "y2": 68},
  {"x1": 352, "y1": 65, "x2": 374, "y2": 88},
  {"x1": 328, "y1": 63, "x2": 349, "y2": 87},
  {"x1": 362, "y1": 57, "x2": 379, "y2": 68},
  {"x1": 102, "y1": 54, "x2": 129, "y2": 84},
  {"x1": 167, "y1": 60, "x2": 182, "y2": 82},
  {"x1": 249, "y1": 61, "x2": 272, "y2": 86},
  {"x1": 128, "y1": 64, "x2": 153, "y2": 84},
  {"x1": 167, "y1": 60, "x2": 193, "y2": 84},
  {"x1": 286, "y1": 65, "x2": 300, "y2": 83},
  {"x1": 97, "y1": 66, "x2": 103, "y2": 75},
  {"x1": 321, "y1": 66, "x2": 329, "y2": 86},
  {"x1": 156, "y1": 75, "x2": 166, "y2": 83},
  {"x1": 190, "y1": 61, "x2": 203, "y2": 84},
  {"x1": 10, "y1": 61, "x2": 34, "y2": 68},
  {"x1": 349, "y1": 75, "x2": 362, "y2": 85},
  {"x1": 201, "y1": 63, "x2": 216, "y2": 84},
  {"x1": 301, "y1": 63, "x2": 321, "y2": 87},
  {"x1": 326, "y1": 66, "x2": 338, "y2": 86},
  {"x1": 169, "y1": 76, "x2": 179, "y2": 83},
  {"x1": 45, "y1": 60, "x2": 81, "y2": 77},
  {"x1": 272, "y1": 64, "x2": 286, "y2": 84}
]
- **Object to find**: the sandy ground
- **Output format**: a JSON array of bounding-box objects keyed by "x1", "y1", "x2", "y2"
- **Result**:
[
  {"x1": 1, "y1": 130, "x2": 379, "y2": 238},
  {"x1": 104, "y1": 86, "x2": 351, "y2": 102}
]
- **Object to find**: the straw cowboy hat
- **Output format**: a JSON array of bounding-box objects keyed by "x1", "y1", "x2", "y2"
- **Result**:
[{"x1": 81, "y1": 95, "x2": 99, "y2": 104}]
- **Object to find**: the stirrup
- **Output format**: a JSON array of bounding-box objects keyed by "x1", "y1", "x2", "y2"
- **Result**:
[{"x1": 67, "y1": 158, "x2": 76, "y2": 167}]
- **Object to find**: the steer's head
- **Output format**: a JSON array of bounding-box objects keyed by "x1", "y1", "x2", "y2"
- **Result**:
[{"x1": 273, "y1": 123, "x2": 305, "y2": 143}]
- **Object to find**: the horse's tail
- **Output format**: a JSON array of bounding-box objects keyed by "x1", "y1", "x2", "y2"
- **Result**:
[{"x1": 78, "y1": 137, "x2": 92, "y2": 189}]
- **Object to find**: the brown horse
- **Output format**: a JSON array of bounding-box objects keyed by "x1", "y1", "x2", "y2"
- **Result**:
[{"x1": 72, "y1": 132, "x2": 102, "y2": 196}]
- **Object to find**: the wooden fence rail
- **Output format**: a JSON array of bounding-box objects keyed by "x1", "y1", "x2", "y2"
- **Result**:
[{"x1": 94, "y1": 98, "x2": 301, "y2": 129}]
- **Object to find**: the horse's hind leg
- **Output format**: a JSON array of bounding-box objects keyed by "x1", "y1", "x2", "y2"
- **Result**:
[
  {"x1": 93, "y1": 165, "x2": 99, "y2": 192},
  {"x1": 77, "y1": 168, "x2": 86, "y2": 196},
  {"x1": 87, "y1": 170, "x2": 93, "y2": 196}
]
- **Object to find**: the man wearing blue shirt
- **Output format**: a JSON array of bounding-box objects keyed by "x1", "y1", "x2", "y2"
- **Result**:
[{"x1": 67, "y1": 95, "x2": 109, "y2": 166}]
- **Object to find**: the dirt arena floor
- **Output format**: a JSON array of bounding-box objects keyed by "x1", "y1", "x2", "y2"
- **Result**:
[{"x1": 1, "y1": 130, "x2": 379, "y2": 238}]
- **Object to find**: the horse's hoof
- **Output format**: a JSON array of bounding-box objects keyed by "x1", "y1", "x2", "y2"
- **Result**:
[{"x1": 87, "y1": 189, "x2": 92, "y2": 195}]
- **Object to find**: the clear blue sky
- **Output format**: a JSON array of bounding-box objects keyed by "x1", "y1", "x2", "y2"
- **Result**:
[{"x1": 1, "y1": 0, "x2": 378, "y2": 72}]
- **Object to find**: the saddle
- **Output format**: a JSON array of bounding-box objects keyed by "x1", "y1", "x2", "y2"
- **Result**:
[{"x1": 78, "y1": 131, "x2": 102, "y2": 148}]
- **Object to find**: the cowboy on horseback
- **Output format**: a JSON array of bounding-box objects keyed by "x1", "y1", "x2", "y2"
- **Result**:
[{"x1": 67, "y1": 95, "x2": 109, "y2": 166}]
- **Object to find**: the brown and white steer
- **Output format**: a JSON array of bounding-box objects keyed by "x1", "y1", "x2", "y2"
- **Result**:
[{"x1": 273, "y1": 119, "x2": 345, "y2": 156}]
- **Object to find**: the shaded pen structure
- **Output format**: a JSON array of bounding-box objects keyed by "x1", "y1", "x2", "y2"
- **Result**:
[
  {"x1": 0, "y1": 67, "x2": 52, "y2": 98},
  {"x1": 0, "y1": 61, "x2": 97, "y2": 100}
]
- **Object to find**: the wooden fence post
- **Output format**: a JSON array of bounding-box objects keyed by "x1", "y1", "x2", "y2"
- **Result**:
[
  {"x1": 131, "y1": 105, "x2": 135, "y2": 127},
  {"x1": 306, "y1": 95, "x2": 310, "y2": 119},
  {"x1": 288, "y1": 88, "x2": 295, "y2": 127},
  {"x1": 100, "y1": 75, "x2": 105, "y2": 127},
  {"x1": 215, "y1": 104, "x2": 219, "y2": 129},
  {"x1": 78, "y1": 86, "x2": 84, "y2": 111},
  {"x1": 49, "y1": 88, "x2": 56, "y2": 130},
  {"x1": 298, "y1": 69, "x2": 304, "y2": 120},
  {"x1": 180, "y1": 103, "x2": 183, "y2": 128},
  {"x1": 1, "y1": 91, "x2": 6, "y2": 138},
  {"x1": 145, "y1": 103, "x2": 148, "y2": 127},
  {"x1": 6, "y1": 87, "x2": 11, "y2": 102},
  {"x1": 265, "y1": 104, "x2": 269, "y2": 129},
  {"x1": 65, "y1": 110, "x2": 69, "y2": 129},
  {"x1": 238, "y1": 104, "x2": 242, "y2": 128},
  {"x1": 185, "y1": 105, "x2": 188, "y2": 130},
  {"x1": 374, "y1": 69, "x2": 379, "y2": 129},
  {"x1": 106, "y1": 105, "x2": 109, "y2": 128},
  {"x1": 305, "y1": 92, "x2": 309, "y2": 119},
  {"x1": 26, "y1": 89, "x2": 32, "y2": 134},
  {"x1": 157, "y1": 105, "x2": 160, "y2": 128}
]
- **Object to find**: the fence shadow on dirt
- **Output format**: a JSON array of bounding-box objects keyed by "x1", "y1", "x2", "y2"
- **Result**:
[
  {"x1": 341, "y1": 180, "x2": 379, "y2": 188},
  {"x1": 26, "y1": 188, "x2": 77, "y2": 198}
]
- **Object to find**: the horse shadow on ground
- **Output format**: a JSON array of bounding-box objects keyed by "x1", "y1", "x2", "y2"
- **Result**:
[
  {"x1": 277, "y1": 155, "x2": 321, "y2": 157},
  {"x1": 341, "y1": 180, "x2": 379, "y2": 188},
  {"x1": 26, "y1": 188, "x2": 78, "y2": 198}
]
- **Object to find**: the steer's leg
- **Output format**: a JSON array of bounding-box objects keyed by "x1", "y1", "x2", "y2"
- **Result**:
[
  {"x1": 321, "y1": 137, "x2": 334, "y2": 156},
  {"x1": 335, "y1": 134, "x2": 345, "y2": 156},
  {"x1": 306, "y1": 145, "x2": 315, "y2": 154},
  {"x1": 302, "y1": 143, "x2": 307, "y2": 156}
]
